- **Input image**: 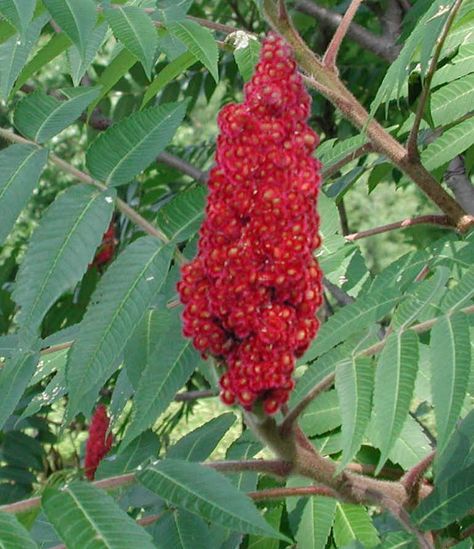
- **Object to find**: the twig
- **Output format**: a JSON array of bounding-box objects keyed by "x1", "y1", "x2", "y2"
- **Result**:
[
  {"x1": 209, "y1": 459, "x2": 293, "y2": 478},
  {"x1": 406, "y1": 0, "x2": 464, "y2": 160},
  {"x1": 402, "y1": 451, "x2": 435, "y2": 506},
  {"x1": 345, "y1": 214, "x2": 452, "y2": 241},
  {"x1": 294, "y1": 0, "x2": 400, "y2": 62},
  {"x1": 280, "y1": 372, "x2": 335, "y2": 435},
  {"x1": 249, "y1": 485, "x2": 336, "y2": 500},
  {"x1": 322, "y1": 142, "x2": 374, "y2": 179},
  {"x1": 445, "y1": 156, "x2": 474, "y2": 215},
  {"x1": 323, "y1": 278, "x2": 355, "y2": 306},
  {"x1": 0, "y1": 127, "x2": 171, "y2": 245},
  {"x1": 174, "y1": 389, "x2": 217, "y2": 402},
  {"x1": 281, "y1": 304, "x2": 474, "y2": 429},
  {"x1": 323, "y1": 0, "x2": 364, "y2": 70}
]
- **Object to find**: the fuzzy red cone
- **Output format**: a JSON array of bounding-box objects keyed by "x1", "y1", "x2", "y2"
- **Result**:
[
  {"x1": 177, "y1": 33, "x2": 323, "y2": 414},
  {"x1": 84, "y1": 404, "x2": 113, "y2": 480}
]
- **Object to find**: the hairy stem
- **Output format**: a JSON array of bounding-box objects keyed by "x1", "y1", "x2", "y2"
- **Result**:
[
  {"x1": 323, "y1": 0, "x2": 364, "y2": 70},
  {"x1": 345, "y1": 214, "x2": 451, "y2": 241}
]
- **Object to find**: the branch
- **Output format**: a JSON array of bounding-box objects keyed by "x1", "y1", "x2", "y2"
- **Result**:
[
  {"x1": 263, "y1": 0, "x2": 473, "y2": 232},
  {"x1": 157, "y1": 151, "x2": 208, "y2": 183},
  {"x1": 281, "y1": 304, "x2": 474, "y2": 430},
  {"x1": 445, "y1": 156, "x2": 474, "y2": 215},
  {"x1": 249, "y1": 485, "x2": 336, "y2": 500},
  {"x1": 0, "y1": 127, "x2": 171, "y2": 245},
  {"x1": 174, "y1": 389, "x2": 217, "y2": 402},
  {"x1": 322, "y1": 142, "x2": 374, "y2": 179},
  {"x1": 0, "y1": 460, "x2": 293, "y2": 515},
  {"x1": 293, "y1": 0, "x2": 400, "y2": 62},
  {"x1": 402, "y1": 451, "x2": 435, "y2": 507},
  {"x1": 345, "y1": 214, "x2": 452, "y2": 241},
  {"x1": 406, "y1": 0, "x2": 464, "y2": 160},
  {"x1": 323, "y1": 0, "x2": 364, "y2": 70}
]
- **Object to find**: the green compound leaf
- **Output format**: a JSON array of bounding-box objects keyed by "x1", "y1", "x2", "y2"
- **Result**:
[
  {"x1": 42, "y1": 481, "x2": 155, "y2": 549},
  {"x1": 233, "y1": 35, "x2": 261, "y2": 82},
  {"x1": 333, "y1": 503, "x2": 380, "y2": 548},
  {"x1": 431, "y1": 72, "x2": 474, "y2": 127},
  {"x1": 167, "y1": 20, "x2": 218, "y2": 82},
  {"x1": 66, "y1": 237, "x2": 173, "y2": 418},
  {"x1": 43, "y1": 0, "x2": 97, "y2": 57},
  {"x1": 0, "y1": 0, "x2": 35, "y2": 37},
  {"x1": 373, "y1": 331, "x2": 419, "y2": 474},
  {"x1": 105, "y1": 6, "x2": 158, "y2": 79},
  {"x1": 14, "y1": 87, "x2": 100, "y2": 143},
  {"x1": 430, "y1": 313, "x2": 471, "y2": 452},
  {"x1": 0, "y1": 511, "x2": 38, "y2": 549},
  {"x1": 0, "y1": 144, "x2": 48, "y2": 243},
  {"x1": 13, "y1": 185, "x2": 115, "y2": 332},
  {"x1": 336, "y1": 357, "x2": 374, "y2": 472},
  {"x1": 86, "y1": 101, "x2": 187, "y2": 186},
  {"x1": 138, "y1": 459, "x2": 289, "y2": 541}
]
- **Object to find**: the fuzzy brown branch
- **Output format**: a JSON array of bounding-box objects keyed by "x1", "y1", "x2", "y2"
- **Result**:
[
  {"x1": 406, "y1": 0, "x2": 464, "y2": 160},
  {"x1": 263, "y1": 0, "x2": 473, "y2": 232},
  {"x1": 249, "y1": 485, "x2": 337, "y2": 500},
  {"x1": 0, "y1": 460, "x2": 293, "y2": 515},
  {"x1": 345, "y1": 214, "x2": 452, "y2": 241},
  {"x1": 402, "y1": 451, "x2": 435, "y2": 507},
  {"x1": 323, "y1": 0, "x2": 364, "y2": 70},
  {"x1": 294, "y1": 0, "x2": 400, "y2": 62}
]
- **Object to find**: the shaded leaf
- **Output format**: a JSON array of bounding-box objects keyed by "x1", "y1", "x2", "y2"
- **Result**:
[
  {"x1": 0, "y1": 144, "x2": 48, "y2": 243},
  {"x1": 167, "y1": 413, "x2": 235, "y2": 461},
  {"x1": 0, "y1": 0, "x2": 35, "y2": 37},
  {"x1": 431, "y1": 313, "x2": 471, "y2": 451},
  {"x1": 86, "y1": 101, "x2": 187, "y2": 186},
  {"x1": 412, "y1": 463, "x2": 474, "y2": 530},
  {"x1": 42, "y1": 481, "x2": 155, "y2": 549},
  {"x1": 14, "y1": 87, "x2": 99, "y2": 143},
  {"x1": 0, "y1": 511, "x2": 38, "y2": 549},
  {"x1": 431, "y1": 73, "x2": 474, "y2": 126},
  {"x1": 105, "y1": 6, "x2": 158, "y2": 79},
  {"x1": 66, "y1": 238, "x2": 173, "y2": 418},
  {"x1": 373, "y1": 331, "x2": 419, "y2": 473},
  {"x1": 43, "y1": 0, "x2": 97, "y2": 57},
  {"x1": 122, "y1": 307, "x2": 201, "y2": 447},
  {"x1": 440, "y1": 265, "x2": 474, "y2": 312},
  {"x1": 436, "y1": 410, "x2": 474, "y2": 481},
  {"x1": 300, "y1": 389, "x2": 341, "y2": 437},
  {"x1": 68, "y1": 23, "x2": 107, "y2": 87},
  {"x1": 422, "y1": 117, "x2": 474, "y2": 171},
  {"x1": 167, "y1": 20, "x2": 218, "y2": 82},
  {"x1": 156, "y1": 185, "x2": 206, "y2": 242},
  {"x1": 138, "y1": 459, "x2": 288, "y2": 540},
  {"x1": 333, "y1": 503, "x2": 380, "y2": 548},
  {"x1": 336, "y1": 357, "x2": 374, "y2": 472},
  {"x1": 13, "y1": 185, "x2": 114, "y2": 331},
  {"x1": 151, "y1": 509, "x2": 213, "y2": 549},
  {"x1": 0, "y1": 351, "x2": 38, "y2": 430},
  {"x1": 142, "y1": 50, "x2": 196, "y2": 108},
  {"x1": 0, "y1": 15, "x2": 47, "y2": 99}
]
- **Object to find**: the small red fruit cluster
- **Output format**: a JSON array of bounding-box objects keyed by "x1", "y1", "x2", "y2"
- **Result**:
[
  {"x1": 91, "y1": 222, "x2": 116, "y2": 268},
  {"x1": 84, "y1": 404, "x2": 113, "y2": 480},
  {"x1": 178, "y1": 33, "x2": 323, "y2": 414}
]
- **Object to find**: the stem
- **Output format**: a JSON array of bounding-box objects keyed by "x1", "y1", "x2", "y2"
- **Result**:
[
  {"x1": 345, "y1": 214, "x2": 451, "y2": 241},
  {"x1": 322, "y1": 142, "x2": 373, "y2": 179},
  {"x1": 323, "y1": 0, "x2": 364, "y2": 70},
  {"x1": 174, "y1": 389, "x2": 217, "y2": 402},
  {"x1": 262, "y1": 0, "x2": 473, "y2": 232},
  {"x1": 406, "y1": 0, "x2": 464, "y2": 160}
]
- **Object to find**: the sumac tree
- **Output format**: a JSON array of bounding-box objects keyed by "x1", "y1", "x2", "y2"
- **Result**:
[{"x1": 0, "y1": 1, "x2": 473, "y2": 548}]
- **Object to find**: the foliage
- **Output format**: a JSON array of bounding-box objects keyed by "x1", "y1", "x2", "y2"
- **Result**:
[{"x1": 0, "y1": 1, "x2": 473, "y2": 548}]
